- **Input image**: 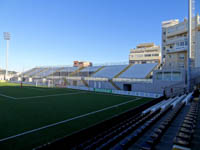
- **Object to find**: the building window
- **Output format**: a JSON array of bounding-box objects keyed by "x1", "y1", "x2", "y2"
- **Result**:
[
  {"x1": 180, "y1": 42, "x2": 184, "y2": 46},
  {"x1": 144, "y1": 54, "x2": 151, "y2": 57},
  {"x1": 178, "y1": 62, "x2": 185, "y2": 68},
  {"x1": 179, "y1": 54, "x2": 185, "y2": 60},
  {"x1": 176, "y1": 42, "x2": 180, "y2": 46},
  {"x1": 156, "y1": 72, "x2": 162, "y2": 80},
  {"x1": 172, "y1": 72, "x2": 181, "y2": 81},
  {"x1": 152, "y1": 54, "x2": 159, "y2": 56},
  {"x1": 163, "y1": 72, "x2": 171, "y2": 80},
  {"x1": 135, "y1": 54, "x2": 143, "y2": 58}
]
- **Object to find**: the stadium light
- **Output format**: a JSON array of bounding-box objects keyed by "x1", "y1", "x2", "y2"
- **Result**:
[
  {"x1": 3, "y1": 32, "x2": 11, "y2": 80},
  {"x1": 4, "y1": 32, "x2": 10, "y2": 40},
  {"x1": 187, "y1": 0, "x2": 192, "y2": 92}
]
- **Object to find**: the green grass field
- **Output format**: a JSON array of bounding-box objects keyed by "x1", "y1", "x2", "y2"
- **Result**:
[{"x1": 0, "y1": 82, "x2": 152, "y2": 150}]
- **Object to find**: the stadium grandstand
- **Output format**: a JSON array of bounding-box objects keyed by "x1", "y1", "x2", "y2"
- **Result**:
[{"x1": 11, "y1": 63, "x2": 164, "y2": 98}]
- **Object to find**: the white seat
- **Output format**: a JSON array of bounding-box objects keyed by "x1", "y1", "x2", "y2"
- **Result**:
[
  {"x1": 92, "y1": 65, "x2": 127, "y2": 78},
  {"x1": 119, "y1": 63, "x2": 158, "y2": 78}
]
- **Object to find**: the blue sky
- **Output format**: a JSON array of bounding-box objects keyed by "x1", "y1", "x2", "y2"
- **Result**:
[{"x1": 0, "y1": 0, "x2": 198, "y2": 72}]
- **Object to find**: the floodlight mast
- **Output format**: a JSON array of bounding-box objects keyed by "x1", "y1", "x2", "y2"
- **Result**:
[
  {"x1": 187, "y1": 0, "x2": 192, "y2": 92},
  {"x1": 3, "y1": 32, "x2": 10, "y2": 80}
]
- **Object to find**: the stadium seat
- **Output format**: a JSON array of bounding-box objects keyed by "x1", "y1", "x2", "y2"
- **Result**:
[
  {"x1": 176, "y1": 132, "x2": 191, "y2": 141},
  {"x1": 173, "y1": 137, "x2": 190, "y2": 147},
  {"x1": 119, "y1": 63, "x2": 158, "y2": 79},
  {"x1": 140, "y1": 143, "x2": 152, "y2": 150},
  {"x1": 172, "y1": 100, "x2": 199, "y2": 149},
  {"x1": 139, "y1": 100, "x2": 186, "y2": 150},
  {"x1": 92, "y1": 65, "x2": 127, "y2": 78},
  {"x1": 35, "y1": 67, "x2": 62, "y2": 77}
]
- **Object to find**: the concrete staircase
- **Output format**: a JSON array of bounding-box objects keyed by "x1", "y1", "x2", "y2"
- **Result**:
[
  {"x1": 157, "y1": 62, "x2": 163, "y2": 70},
  {"x1": 114, "y1": 64, "x2": 133, "y2": 78},
  {"x1": 109, "y1": 79, "x2": 121, "y2": 90},
  {"x1": 63, "y1": 78, "x2": 70, "y2": 86},
  {"x1": 90, "y1": 66, "x2": 105, "y2": 77},
  {"x1": 69, "y1": 67, "x2": 85, "y2": 77},
  {"x1": 145, "y1": 64, "x2": 159, "y2": 78},
  {"x1": 48, "y1": 67, "x2": 64, "y2": 77},
  {"x1": 81, "y1": 78, "x2": 89, "y2": 87}
]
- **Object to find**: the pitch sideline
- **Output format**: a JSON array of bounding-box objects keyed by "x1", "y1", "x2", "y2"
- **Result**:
[
  {"x1": 16, "y1": 91, "x2": 87, "y2": 100},
  {"x1": 0, "y1": 91, "x2": 87, "y2": 100}
]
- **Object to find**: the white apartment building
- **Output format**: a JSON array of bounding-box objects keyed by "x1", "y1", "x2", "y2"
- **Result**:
[
  {"x1": 129, "y1": 43, "x2": 161, "y2": 64},
  {"x1": 162, "y1": 14, "x2": 200, "y2": 69}
]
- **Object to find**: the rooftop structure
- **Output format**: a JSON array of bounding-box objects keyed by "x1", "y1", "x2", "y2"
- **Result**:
[{"x1": 73, "y1": 61, "x2": 92, "y2": 67}]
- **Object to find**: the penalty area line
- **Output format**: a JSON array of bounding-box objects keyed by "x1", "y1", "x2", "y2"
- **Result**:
[
  {"x1": 0, "y1": 93, "x2": 16, "y2": 100},
  {"x1": 0, "y1": 97, "x2": 142, "y2": 142},
  {"x1": 21, "y1": 87, "x2": 49, "y2": 91}
]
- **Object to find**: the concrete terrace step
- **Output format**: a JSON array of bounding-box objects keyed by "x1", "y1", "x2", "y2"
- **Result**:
[
  {"x1": 114, "y1": 64, "x2": 133, "y2": 78},
  {"x1": 81, "y1": 78, "x2": 89, "y2": 87},
  {"x1": 69, "y1": 67, "x2": 85, "y2": 77},
  {"x1": 109, "y1": 79, "x2": 121, "y2": 90},
  {"x1": 90, "y1": 66, "x2": 105, "y2": 77}
]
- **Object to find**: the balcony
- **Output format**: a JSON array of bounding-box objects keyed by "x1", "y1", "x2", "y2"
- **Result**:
[
  {"x1": 167, "y1": 28, "x2": 187, "y2": 37},
  {"x1": 166, "y1": 37, "x2": 188, "y2": 45},
  {"x1": 166, "y1": 22, "x2": 198, "y2": 37},
  {"x1": 167, "y1": 46, "x2": 187, "y2": 53}
]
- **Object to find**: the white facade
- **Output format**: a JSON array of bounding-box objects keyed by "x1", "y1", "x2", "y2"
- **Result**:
[
  {"x1": 162, "y1": 14, "x2": 200, "y2": 68},
  {"x1": 129, "y1": 43, "x2": 161, "y2": 64}
]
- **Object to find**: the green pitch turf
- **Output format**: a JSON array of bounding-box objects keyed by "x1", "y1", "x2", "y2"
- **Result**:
[{"x1": 0, "y1": 82, "x2": 153, "y2": 150}]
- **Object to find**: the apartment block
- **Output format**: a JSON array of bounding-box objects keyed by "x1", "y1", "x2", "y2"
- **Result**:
[
  {"x1": 162, "y1": 14, "x2": 200, "y2": 69},
  {"x1": 129, "y1": 43, "x2": 161, "y2": 64}
]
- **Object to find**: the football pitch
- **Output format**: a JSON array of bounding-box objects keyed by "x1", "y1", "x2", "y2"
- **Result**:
[{"x1": 0, "y1": 82, "x2": 152, "y2": 150}]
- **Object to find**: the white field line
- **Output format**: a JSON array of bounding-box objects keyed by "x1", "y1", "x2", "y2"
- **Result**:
[
  {"x1": 0, "y1": 97, "x2": 142, "y2": 142},
  {"x1": 0, "y1": 93, "x2": 16, "y2": 100},
  {"x1": 91, "y1": 92, "x2": 135, "y2": 98},
  {"x1": 23, "y1": 86, "x2": 63, "y2": 91},
  {"x1": 22, "y1": 87, "x2": 49, "y2": 91},
  {"x1": 13, "y1": 86, "x2": 60, "y2": 91},
  {"x1": 16, "y1": 91, "x2": 87, "y2": 100},
  {"x1": 0, "y1": 91, "x2": 86, "y2": 100}
]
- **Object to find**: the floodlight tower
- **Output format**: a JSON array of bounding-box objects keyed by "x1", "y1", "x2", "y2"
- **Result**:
[
  {"x1": 187, "y1": 0, "x2": 191, "y2": 92},
  {"x1": 3, "y1": 32, "x2": 10, "y2": 80}
]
